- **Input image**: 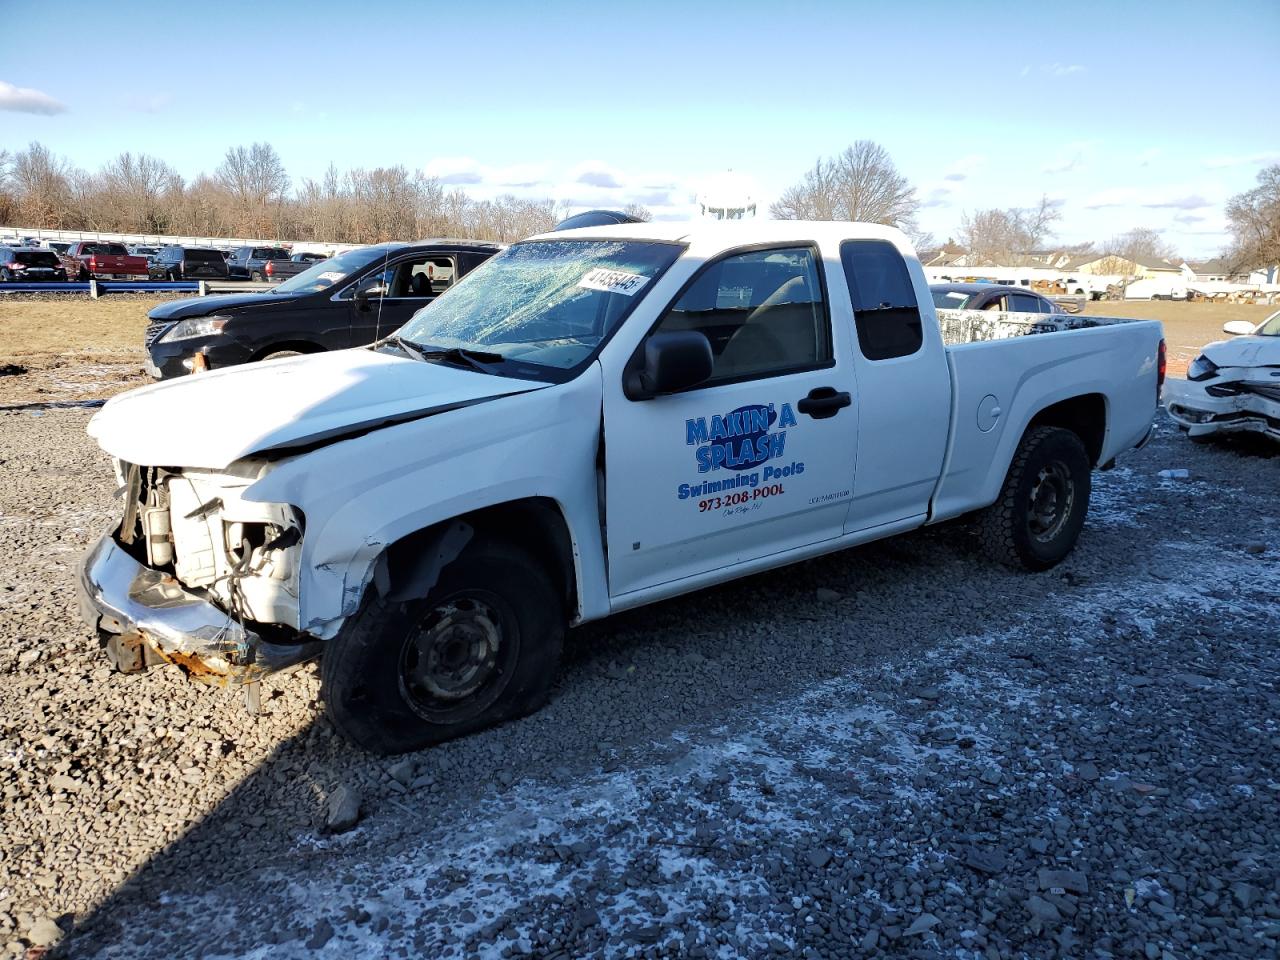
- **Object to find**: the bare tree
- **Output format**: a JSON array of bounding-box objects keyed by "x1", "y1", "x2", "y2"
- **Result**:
[
  {"x1": 10, "y1": 142, "x2": 72, "y2": 228},
  {"x1": 771, "y1": 141, "x2": 919, "y2": 229},
  {"x1": 622, "y1": 203, "x2": 652, "y2": 222},
  {"x1": 0, "y1": 149, "x2": 15, "y2": 224},
  {"x1": 100, "y1": 152, "x2": 179, "y2": 232},
  {"x1": 959, "y1": 195, "x2": 1062, "y2": 265},
  {"x1": 1225, "y1": 163, "x2": 1280, "y2": 271},
  {"x1": 216, "y1": 142, "x2": 290, "y2": 234},
  {"x1": 1107, "y1": 227, "x2": 1176, "y2": 263}
]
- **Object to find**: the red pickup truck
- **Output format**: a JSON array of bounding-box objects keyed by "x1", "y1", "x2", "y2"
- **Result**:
[{"x1": 59, "y1": 241, "x2": 149, "y2": 280}]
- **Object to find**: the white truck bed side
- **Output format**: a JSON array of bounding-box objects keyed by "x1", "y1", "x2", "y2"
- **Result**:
[{"x1": 930, "y1": 314, "x2": 1163, "y2": 522}]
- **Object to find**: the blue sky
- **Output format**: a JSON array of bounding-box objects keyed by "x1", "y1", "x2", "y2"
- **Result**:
[{"x1": 2, "y1": 0, "x2": 1277, "y2": 256}]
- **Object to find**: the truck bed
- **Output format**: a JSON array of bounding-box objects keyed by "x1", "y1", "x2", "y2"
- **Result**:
[
  {"x1": 930, "y1": 308, "x2": 1164, "y2": 524},
  {"x1": 936, "y1": 307, "x2": 1135, "y2": 346}
]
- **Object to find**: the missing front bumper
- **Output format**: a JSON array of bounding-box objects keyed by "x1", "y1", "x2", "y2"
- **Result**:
[{"x1": 76, "y1": 533, "x2": 322, "y2": 686}]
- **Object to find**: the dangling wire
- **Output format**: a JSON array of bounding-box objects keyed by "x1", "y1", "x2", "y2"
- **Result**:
[{"x1": 373, "y1": 245, "x2": 392, "y2": 342}]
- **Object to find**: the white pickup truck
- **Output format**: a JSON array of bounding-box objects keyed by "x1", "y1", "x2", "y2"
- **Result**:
[{"x1": 77, "y1": 222, "x2": 1165, "y2": 753}]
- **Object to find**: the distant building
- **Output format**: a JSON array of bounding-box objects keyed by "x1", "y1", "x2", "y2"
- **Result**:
[
  {"x1": 1184, "y1": 258, "x2": 1254, "y2": 283},
  {"x1": 919, "y1": 241, "x2": 969, "y2": 267},
  {"x1": 1060, "y1": 253, "x2": 1184, "y2": 278}
]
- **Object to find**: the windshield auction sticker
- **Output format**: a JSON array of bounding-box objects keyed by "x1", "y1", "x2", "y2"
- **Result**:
[{"x1": 578, "y1": 268, "x2": 649, "y2": 296}]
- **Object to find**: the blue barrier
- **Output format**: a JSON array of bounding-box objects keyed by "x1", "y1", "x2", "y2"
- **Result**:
[{"x1": 0, "y1": 281, "x2": 201, "y2": 293}]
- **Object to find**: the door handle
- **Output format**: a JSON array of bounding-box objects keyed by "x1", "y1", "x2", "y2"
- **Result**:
[{"x1": 796, "y1": 386, "x2": 852, "y2": 419}]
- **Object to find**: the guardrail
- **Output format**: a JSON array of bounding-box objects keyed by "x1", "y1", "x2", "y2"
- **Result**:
[{"x1": 0, "y1": 280, "x2": 277, "y2": 297}]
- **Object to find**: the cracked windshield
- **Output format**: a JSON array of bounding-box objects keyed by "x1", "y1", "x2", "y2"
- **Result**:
[{"x1": 397, "y1": 239, "x2": 683, "y2": 369}]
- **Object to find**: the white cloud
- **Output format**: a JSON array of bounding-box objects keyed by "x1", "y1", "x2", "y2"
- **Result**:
[
  {"x1": 569, "y1": 161, "x2": 626, "y2": 189},
  {"x1": 1202, "y1": 152, "x2": 1280, "y2": 170},
  {"x1": 1136, "y1": 148, "x2": 1161, "y2": 168},
  {"x1": 1045, "y1": 63, "x2": 1086, "y2": 76},
  {"x1": 1041, "y1": 141, "x2": 1096, "y2": 175},
  {"x1": 0, "y1": 80, "x2": 66, "y2": 115},
  {"x1": 423, "y1": 156, "x2": 484, "y2": 185},
  {"x1": 942, "y1": 154, "x2": 986, "y2": 182},
  {"x1": 1082, "y1": 186, "x2": 1216, "y2": 210}
]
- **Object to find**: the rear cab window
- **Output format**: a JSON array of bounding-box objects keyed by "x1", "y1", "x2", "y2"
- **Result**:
[{"x1": 840, "y1": 241, "x2": 924, "y2": 361}]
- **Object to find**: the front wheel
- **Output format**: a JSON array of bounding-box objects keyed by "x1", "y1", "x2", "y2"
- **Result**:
[
  {"x1": 321, "y1": 537, "x2": 565, "y2": 754},
  {"x1": 260, "y1": 349, "x2": 304, "y2": 362},
  {"x1": 977, "y1": 426, "x2": 1091, "y2": 571}
]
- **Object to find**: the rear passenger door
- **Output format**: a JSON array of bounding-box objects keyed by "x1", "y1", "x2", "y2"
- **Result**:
[
  {"x1": 837, "y1": 240, "x2": 951, "y2": 533},
  {"x1": 602, "y1": 245, "x2": 860, "y2": 597}
]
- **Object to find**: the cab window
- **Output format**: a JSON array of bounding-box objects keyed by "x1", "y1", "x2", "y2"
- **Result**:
[
  {"x1": 840, "y1": 240, "x2": 923, "y2": 361},
  {"x1": 652, "y1": 246, "x2": 830, "y2": 385}
]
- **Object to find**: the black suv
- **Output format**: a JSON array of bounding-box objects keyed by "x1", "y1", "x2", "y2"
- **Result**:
[
  {"x1": 150, "y1": 246, "x2": 231, "y2": 281},
  {"x1": 143, "y1": 240, "x2": 500, "y2": 379},
  {"x1": 0, "y1": 247, "x2": 68, "y2": 281}
]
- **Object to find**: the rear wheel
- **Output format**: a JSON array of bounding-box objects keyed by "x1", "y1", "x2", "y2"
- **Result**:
[
  {"x1": 251, "y1": 270, "x2": 264, "y2": 281},
  {"x1": 260, "y1": 349, "x2": 305, "y2": 362},
  {"x1": 321, "y1": 537, "x2": 564, "y2": 754},
  {"x1": 977, "y1": 426, "x2": 1091, "y2": 571}
]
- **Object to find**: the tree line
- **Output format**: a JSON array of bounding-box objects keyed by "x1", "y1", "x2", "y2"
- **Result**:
[{"x1": 0, "y1": 141, "x2": 591, "y2": 243}]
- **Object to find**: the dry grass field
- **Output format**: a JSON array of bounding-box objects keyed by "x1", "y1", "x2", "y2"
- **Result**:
[
  {"x1": 0, "y1": 296, "x2": 159, "y2": 406},
  {"x1": 1082, "y1": 300, "x2": 1275, "y2": 376},
  {"x1": 0, "y1": 293, "x2": 1274, "y2": 405}
]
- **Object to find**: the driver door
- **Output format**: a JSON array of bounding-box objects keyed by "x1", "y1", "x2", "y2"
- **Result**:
[
  {"x1": 602, "y1": 245, "x2": 860, "y2": 598},
  {"x1": 344, "y1": 254, "x2": 457, "y2": 347}
]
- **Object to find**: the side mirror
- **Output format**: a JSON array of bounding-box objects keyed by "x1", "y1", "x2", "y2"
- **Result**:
[
  {"x1": 1222, "y1": 320, "x2": 1255, "y2": 336},
  {"x1": 355, "y1": 284, "x2": 387, "y2": 311},
  {"x1": 625, "y1": 331, "x2": 713, "y2": 400}
]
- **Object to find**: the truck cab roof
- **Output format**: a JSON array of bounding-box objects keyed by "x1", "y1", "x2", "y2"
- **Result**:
[{"x1": 533, "y1": 220, "x2": 913, "y2": 251}]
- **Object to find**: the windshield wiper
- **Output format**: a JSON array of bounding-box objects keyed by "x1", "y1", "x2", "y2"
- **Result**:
[
  {"x1": 381, "y1": 334, "x2": 429, "y2": 361},
  {"x1": 420, "y1": 346, "x2": 504, "y2": 373}
]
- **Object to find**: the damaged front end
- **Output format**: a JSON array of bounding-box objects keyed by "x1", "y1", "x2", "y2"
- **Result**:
[
  {"x1": 76, "y1": 461, "x2": 321, "y2": 686},
  {"x1": 1166, "y1": 370, "x2": 1280, "y2": 444}
]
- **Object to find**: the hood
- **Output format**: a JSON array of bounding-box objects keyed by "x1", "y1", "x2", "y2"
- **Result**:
[
  {"x1": 148, "y1": 292, "x2": 300, "y2": 321},
  {"x1": 1200, "y1": 335, "x2": 1280, "y2": 369},
  {"x1": 88, "y1": 348, "x2": 545, "y2": 469}
]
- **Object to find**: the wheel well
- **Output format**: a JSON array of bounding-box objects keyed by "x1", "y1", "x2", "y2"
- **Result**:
[
  {"x1": 1027, "y1": 394, "x2": 1106, "y2": 465},
  {"x1": 250, "y1": 341, "x2": 324, "y2": 361},
  {"x1": 379, "y1": 498, "x2": 577, "y2": 617}
]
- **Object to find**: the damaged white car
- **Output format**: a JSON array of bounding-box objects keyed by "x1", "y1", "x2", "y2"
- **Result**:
[
  {"x1": 1166, "y1": 310, "x2": 1280, "y2": 444},
  {"x1": 77, "y1": 221, "x2": 1164, "y2": 754}
]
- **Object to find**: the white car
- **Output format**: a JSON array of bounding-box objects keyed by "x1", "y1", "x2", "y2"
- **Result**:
[
  {"x1": 76, "y1": 221, "x2": 1164, "y2": 753},
  {"x1": 1166, "y1": 310, "x2": 1280, "y2": 444}
]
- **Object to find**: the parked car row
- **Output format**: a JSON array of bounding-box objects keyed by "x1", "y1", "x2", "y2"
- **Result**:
[{"x1": 0, "y1": 239, "x2": 341, "y2": 283}]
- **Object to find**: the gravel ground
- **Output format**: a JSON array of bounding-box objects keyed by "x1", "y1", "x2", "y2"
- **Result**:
[{"x1": 0, "y1": 408, "x2": 1276, "y2": 959}]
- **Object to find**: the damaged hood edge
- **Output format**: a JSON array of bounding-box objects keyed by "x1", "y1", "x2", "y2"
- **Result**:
[
  {"x1": 88, "y1": 348, "x2": 548, "y2": 469},
  {"x1": 1200, "y1": 335, "x2": 1280, "y2": 369}
]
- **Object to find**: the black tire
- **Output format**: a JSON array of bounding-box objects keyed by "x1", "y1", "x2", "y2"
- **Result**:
[
  {"x1": 0, "y1": 269, "x2": 11, "y2": 281},
  {"x1": 977, "y1": 426, "x2": 1091, "y2": 571},
  {"x1": 79, "y1": 267, "x2": 90, "y2": 281},
  {"x1": 260, "y1": 349, "x2": 305, "y2": 361},
  {"x1": 321, "y1": 537, "x2": 564, "y2": 754},
  {"x1": 251, "y1": 270, "x2": 263, "y2": 281}
]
